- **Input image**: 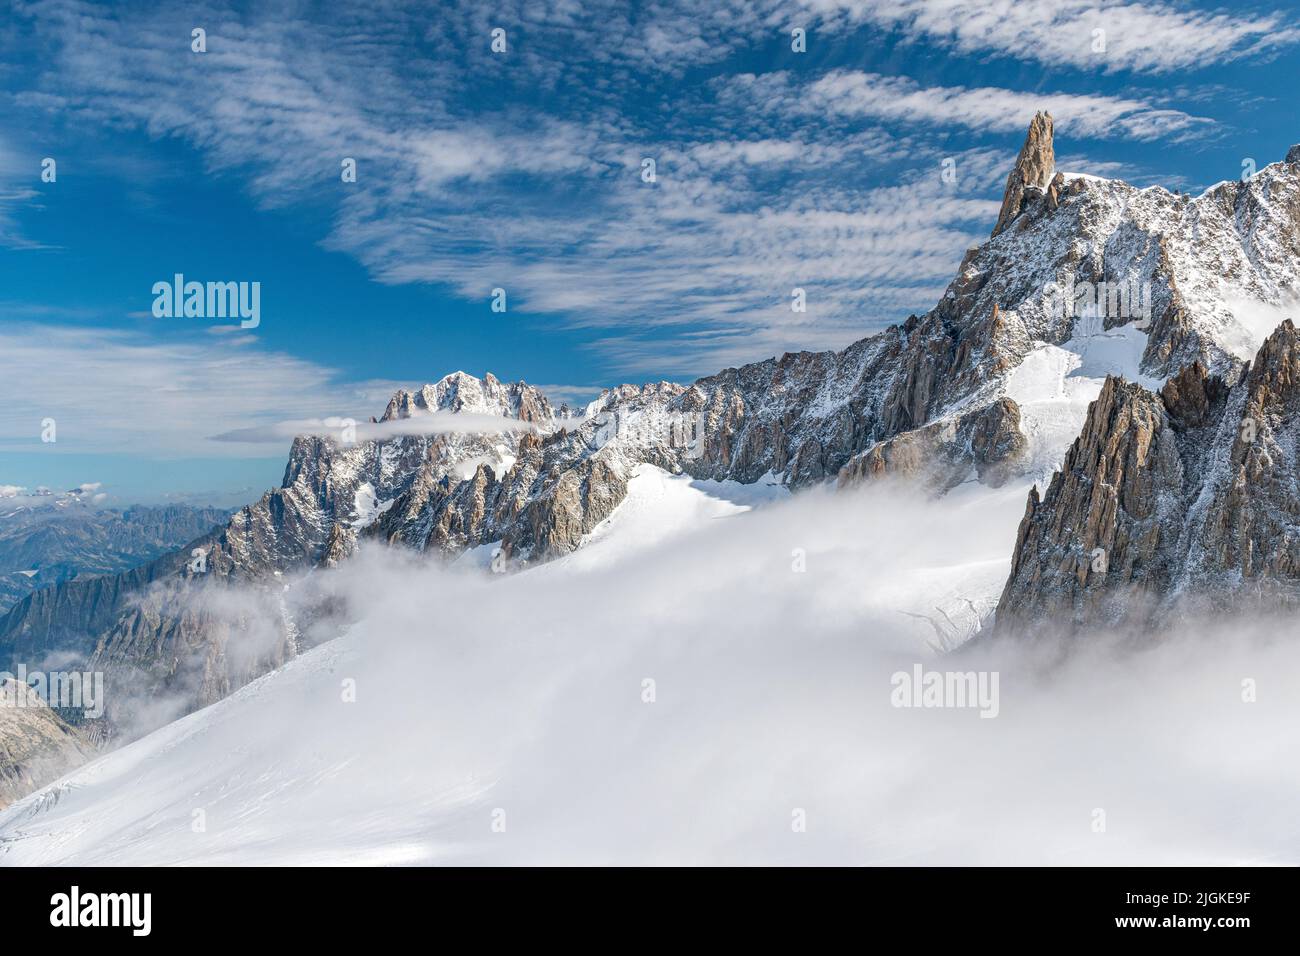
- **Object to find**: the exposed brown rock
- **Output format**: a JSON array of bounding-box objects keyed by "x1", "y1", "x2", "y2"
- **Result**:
[
  {"x1": 997, "y1": 320, "x2": 1300, "y2": 635},
  {"x1": 992, "y1": 111, "x2": 1056, "y2": 236},
  {"x1": 969, "y1": 397, "x2": 1028, "y2": 486},
  {"x1": 1045, "y1": 171, "x2": 1065, "y2": 211},
  {"x1": 0, "y1": 678, "x2": 93, "y2": 809},
  {"x1": 1160, "y1": 360, "x2": 1226, "y2": 429},
  {"x1": 996, "y1": 375, "x2": 1180, "y2": 634},
  {"x1": 838, "y1": 396, "x2": 1026, "y2": 491}
]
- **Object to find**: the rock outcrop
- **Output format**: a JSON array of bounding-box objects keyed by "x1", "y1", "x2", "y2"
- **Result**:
[
  {"x1": 992, "y1": 111, "x2": 1056, "y2": 236},
  {"x1": 837, "y1": 397, "x2": 1026, "y2": 490},
  {"x1": 0, "y1": 678, "x2": 92, "y2": 809},
  {"x1": 997, "y1": 320, "x2": 1300, "y2": 634}
]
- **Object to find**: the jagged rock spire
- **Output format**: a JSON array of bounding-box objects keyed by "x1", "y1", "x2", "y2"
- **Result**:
[
  {"x1": 992, "y1": 111, "x2": 1056, "y2": 236},
  {"x1": 995, "y1": 319, "x2": 1300, "y2": 635}
]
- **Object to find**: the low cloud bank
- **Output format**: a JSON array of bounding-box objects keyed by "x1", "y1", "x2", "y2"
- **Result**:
[
  {"x1": 209, "y1": 411, "x2": 563, "y2": 445},
  {"x1": 2, "y1": 479, "x2": 1296, "y2": 865}
]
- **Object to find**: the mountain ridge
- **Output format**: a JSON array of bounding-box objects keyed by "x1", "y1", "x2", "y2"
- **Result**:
[
  {"x1": 2, "y1": 115, "x2": 1298, "y2": 790},
  {"x1": 0, "y1": 503, "x2": 230, "y2": 614}
]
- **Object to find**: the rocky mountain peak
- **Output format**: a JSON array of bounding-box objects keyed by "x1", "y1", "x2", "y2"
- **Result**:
[
  {"x1": 1159, "y1": 359, "x2": 1227, "y2": 429},
  {"x1": 992, "y1": 111, "x2": 1056, "y2": 236},
  {"x1": 1247, "y1": 317, "x2": 1300, "y2": 392},
  {"x1": 380, "y1": 371, "x2": 554, "y2": 423}
]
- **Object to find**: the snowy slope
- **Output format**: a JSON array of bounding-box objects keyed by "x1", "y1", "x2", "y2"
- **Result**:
[
  {"x1": 552, "y1": 465, "x2": 789, "y2": 570},
  {"x1": 1004, "y1": 322, "x2": 1164, "y2": 485},
  {"x1": 4, "y1": 472, "x2": 1299, "y2": 865}
]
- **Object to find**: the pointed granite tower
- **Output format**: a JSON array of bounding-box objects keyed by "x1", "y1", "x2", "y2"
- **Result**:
[{"x1": 992, "y1": 111, "x2": 1057, "y2": 236}]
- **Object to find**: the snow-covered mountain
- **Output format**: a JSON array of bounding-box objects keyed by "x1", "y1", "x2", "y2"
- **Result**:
[
  {"x1": 201, "y1": 111, "x2": 1299, "y2": 599},
  {"x1": 2, "y1": 113, "x2": 1298, "y2": 806}
]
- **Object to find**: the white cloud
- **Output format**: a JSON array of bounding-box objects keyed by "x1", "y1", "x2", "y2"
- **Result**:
[
  {"x1": 682, "y1": 138, "x2": 854, "y2": 168},
  {"x1": 728, "y1": 70, "x2": 1214, "y2": 141},
  {"x1": 0, "y1": 134, "x2": 47, "y2": 250},
  {"x1": 6, "y1": 475, "x2": 1298, "y2": 863},
  {"x1": 0, "y1": 324, "x2": 400, "y2": 457},
  {"x1": 210, "y1": 411, "x2": 548, "y2": 445},
  {"x1": 806, "y1": 0, "x2": 1300, "y2": 74},
  {"x1": 0, "y1": 483, "x2": 109, "y2": 508}
]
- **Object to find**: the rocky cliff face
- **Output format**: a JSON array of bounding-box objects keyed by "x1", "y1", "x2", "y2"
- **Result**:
[
  {"x1": 0, "y1": 533, "x2": 211, "y2": 674},
  {"x1": 997, "y1": 320, "x2": 1300, "y2": 634},
  {"x1": 0, "y1": 678, "x2": 92, "y2": 809}
]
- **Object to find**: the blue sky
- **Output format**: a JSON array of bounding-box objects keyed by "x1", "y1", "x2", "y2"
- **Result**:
[{"x1": 1, "y1": 0, "x2": 1298, "y2": 504}]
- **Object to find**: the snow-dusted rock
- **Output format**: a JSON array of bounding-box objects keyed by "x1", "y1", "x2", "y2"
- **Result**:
[{"x1": 997, "y1": 321, "x2": 1300, "y2": 634}]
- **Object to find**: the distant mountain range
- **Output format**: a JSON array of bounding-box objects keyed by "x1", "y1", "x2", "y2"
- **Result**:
[{"x1": 0, "y1": 499, "x2": 231, "y2": 614}]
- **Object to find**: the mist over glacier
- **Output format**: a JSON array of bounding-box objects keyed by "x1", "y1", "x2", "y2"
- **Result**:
[{"x1": 1, "y1": 468, "x2": 1297, "y2": 866}]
